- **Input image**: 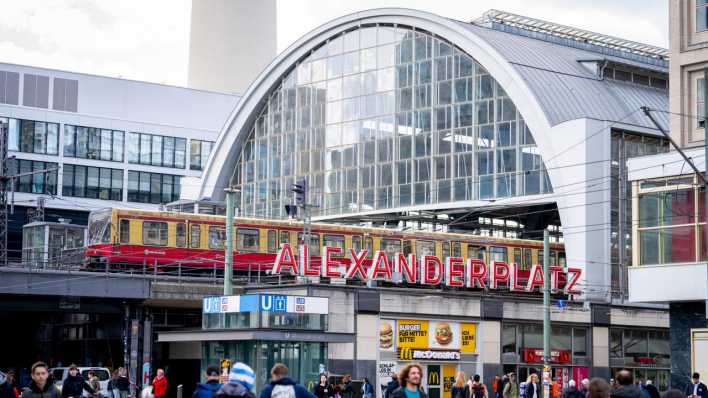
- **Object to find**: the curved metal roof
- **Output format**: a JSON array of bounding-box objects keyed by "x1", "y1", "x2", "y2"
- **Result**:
[{"x1": 455, "y1": 20, "x2": 668, "y2": 131}]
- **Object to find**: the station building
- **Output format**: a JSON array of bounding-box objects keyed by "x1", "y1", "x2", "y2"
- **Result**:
[{"x1": 170, "y1": 8, "x2": 675, "y2": 393}]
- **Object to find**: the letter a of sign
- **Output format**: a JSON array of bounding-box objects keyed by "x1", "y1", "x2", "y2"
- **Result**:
[
  {"x1": 526, "y1": 264, "x2": 544, "y2": 292},
  {"x1": 368, "y1": 250, "x2": 392, "y2": 280},
  {"x1": 273, "y1": 243, "x2": 298, "y2": 275}
]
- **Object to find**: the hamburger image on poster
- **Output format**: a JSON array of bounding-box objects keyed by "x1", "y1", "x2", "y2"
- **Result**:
[
  {"x1": 379, "y1": 320, "x2": 395, "y2": 351},
  {"x1": 429, "y1": 321, "x2": 461, "y2": 349}
]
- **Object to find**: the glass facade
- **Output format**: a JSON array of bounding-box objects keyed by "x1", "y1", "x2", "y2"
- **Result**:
[
  {"x1": 234, "y1": 25, "x2": 552, "y2": 218},
  {"x1": 64, "y1": 124, "x2": 124, "y2": 162},
  {"x1": 7, "y1": 159, "x2": 58, "y2": 195},
  {"x1": 127, "y1": 171, "x2": 181, "y2": 204},
  {"x1": 3, "y1": 117, "x2": 59, "y2": 155},
  {"x1": 128, "y1": 132, "x2": 186, "y2": 169},
  {"x1": 190, "y1": 139, "x2": 214, "y2": 171},
  {"x1": 610, "y1": 328, "x2": 670, "y2": 390},
  {"x1": 62, "y1": 164, "x2": 123, "y2": 201}
]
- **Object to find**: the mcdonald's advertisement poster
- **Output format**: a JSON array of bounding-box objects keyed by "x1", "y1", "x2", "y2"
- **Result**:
[{"x1": 380, "y1": 319, "x2": 477, "y2": 357}]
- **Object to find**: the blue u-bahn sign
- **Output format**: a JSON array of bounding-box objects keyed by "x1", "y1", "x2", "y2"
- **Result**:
[{"x1": 203, "y1": 293, "x2": 328, "y2": 315}]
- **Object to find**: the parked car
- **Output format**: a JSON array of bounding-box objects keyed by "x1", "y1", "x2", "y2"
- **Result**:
[{"x1": 50, "y1": 367, "x2": 111, "y2": 397}]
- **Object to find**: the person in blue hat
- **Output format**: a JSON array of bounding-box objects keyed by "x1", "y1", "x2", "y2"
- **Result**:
[{"x1": 217, "y1": 363, "x2": 255, "y2": 398}]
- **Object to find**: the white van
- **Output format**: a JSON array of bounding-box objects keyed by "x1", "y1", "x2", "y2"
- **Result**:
[{"x1": 50, "y1": 367, "x2": 111, "y2": 397}]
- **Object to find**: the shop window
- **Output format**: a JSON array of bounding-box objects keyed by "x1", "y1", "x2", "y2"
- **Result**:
[
  {"x1": 190, "y1": 225, "x2": 201, "y2": 248},
  {"x1": 573, "y1": 328, "x2": 588, "y2": 364},
  {"x1": 119, "y1": 219, "x2": 130, "y2": 244},
  {"x1": 267, "y1": 230, "x2": 278, "y2": 253},
  {"x1": 142, "y1": 221, "x2": 168, "y2": 246},
  {"x1": 502, "y1": 324, "x2": 518, "y2": 361},
  {"x1": 237, "y1": 228, "x2": 260, "y2": 252},
  {"x1": 176, "y1": 223, "x2": 186, "y2": 248},
  {"x1": 208, "y1": 226, "x2": 226, "y2": 250}
]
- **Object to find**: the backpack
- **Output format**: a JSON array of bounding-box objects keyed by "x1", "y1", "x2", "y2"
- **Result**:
[{"x1": 271, "y1": 385, "x2": 296, "y2": 398}]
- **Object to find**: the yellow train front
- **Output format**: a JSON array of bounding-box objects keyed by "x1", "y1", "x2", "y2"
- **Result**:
[{"x1": 84, "y1": 207, "x2": 566, "y2": 280}]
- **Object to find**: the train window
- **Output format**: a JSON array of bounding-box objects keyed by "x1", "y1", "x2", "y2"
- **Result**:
[
  {"x1": 267, "y1": 230, "x2": 278, "y2": 253},
  {"x1": 550, "y1": 250, "x2": 558, "y2": 266},
  {"x1": 352, "y1": 236, "x2": 362, "y2": 252},
  {"x1": 417, "y1": 240, "x2": 435, "y2": 256},
  {"x1": 190, "y1": 224, "x2": 201, "y2": 248},
  {"x1": 559, "y1": 252, "x2": 566, "y2": 267},
  {"x1": 490, "y1": 246, "x2": 507, "y2": 263},
  {"x1": 538, "y1": 250, "x2": 543, "y2": 266},
  {"x1": 237, "y1": 228, "x2": 260, "y2": 252},
  {"x1": 513, "y1": 248, "x2": 521, "y2": 265},
  {"x1": 522, "y1": 248, "x2": 532, "y2": 270},
  {"x1": 119, "y1": 219, "x2": 130, "y2": 244},
  {"x1": 298, "y1": 233, "x2": 320, "y2": 256},
  {"x1": 176, "y1": 223, "x2": 186, "y2": 248},
  {"x1": 452, "y1": 242, "x2": 461, "y2": 257},
  {"x1": 208, "y1": 226, "x2": 226, "y2": 250},
  {"x1": 468, "y1": 245, "x2": 486, "y2": 262},
  {"x1": 143, "y1": 221, "x2": 168, "y2": 246},
  {"x1": 442, "y1": 242, "x2": 450, "y2": 258},
  {"x1": 365, "y1": 237, "x2": 373, "y2": 259},
  {"x1": 324, "y1": 235, "x2": 345, "y2": 257},
  {"x1": 382, "y1": 239, "x2": 401, "y2": 258},
  {"x1": 279, "y1": 231, "x2": 290, "y2": 245},
  {"x1": 403, "y1": 240, "x2": 413, "y2": 256}
]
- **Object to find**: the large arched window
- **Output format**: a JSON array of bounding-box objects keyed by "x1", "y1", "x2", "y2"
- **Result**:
[{"x1": 235, "y1": 24, "x2": 552, "y2": 218}]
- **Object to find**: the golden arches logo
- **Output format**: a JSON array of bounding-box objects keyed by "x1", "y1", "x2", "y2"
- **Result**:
[
  {"x1": 399, "y1": 347, "x2": 413, "y2": 360},
  {"x1": 428, "y1": 371, "x2": 439, "y2": 385}
]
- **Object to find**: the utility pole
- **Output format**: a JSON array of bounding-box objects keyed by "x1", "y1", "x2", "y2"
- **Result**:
[
  {"x1": 292, "y1": 178, "x2": 310, "y2": 276},
  {"x1": 542, "y1": 229, "x2": 551, "y2": 398},
  {"x1": 0, "y1": 121, "x2": 8, "y2": 267},
  {"x1": 223, "y1": 187, "x2": 238, "y2": 295}
]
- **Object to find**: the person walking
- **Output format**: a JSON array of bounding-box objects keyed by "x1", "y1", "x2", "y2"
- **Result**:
[
  {"x1": 610, "y1": 370, "x2": 640, "y2": 398},
  {"x1": 193, "y1": 365, "x2": 222, "y2": 398},
  {"x1": 340, "y1": 376, "x2": 353, "y2": 398},
  {"x1": 391, "y1": 363, "x2": 427, "y2": 398},
  {"x1": 451, "y1": 372, "x2": 468, "y2": 398},
  {"x1": 562, "y1": 380, "x2": 582, "y2": 398},
  {"x1": 470, "y1": 375, "x2": 488, "y2": 398},
  {"x1": 313, "y1": 374, "x2": 332, "y2": 398},
  {"x1": 502, "y1": 374, "x2": 519, "y2": 398},
  {"x1": 259, "y1": 363, "x2": 314, "y2": 398},
  {"x1": 216, "y1": 363, "x2": 255, "y2": 398},
  {"x1": 106, "y1": 371, "x2": 118, "y2": 398},
  {"x1": 61, "y1": 365, "x2": 94, "y2": 398},
  {"x1": 88, "y1": 371, "x2": 101, "y2": 398},
  {"x1": 115, "y1": 369, "x2": 129, "y2": 398},
  {"x1": 685, "y1": 373, "x2": 708, "y2": 398},
  {"x1": 151, "y1": 369, "x2": 168, "y2": 398},
  {"x1": 385, "y1": 374, "x2": 399, "y2": 398},
  {"x1": 587, "y1": 379, "x2": 610, "y2": 398},
  {"x1": 642, "y1": 381, "x2": 658, "y2": 398},
  {"x1": 524, "y1": 374, "x2": 541, "y2": 398},
  {"x1": 20, "y1": 362, "x2": 61, "y2": 398},
  {"x1": 1, "y1": 371, "x2": 20, "y2": 398},
  {"x1": 361, "y1": 379, "x2": 373, "y2": 398},
  {"x1": 579, "y1": 380, "x2": 589, "y2": 398}
]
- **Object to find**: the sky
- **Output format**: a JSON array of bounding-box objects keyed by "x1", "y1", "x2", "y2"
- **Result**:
[{"x1": 0, "y1": 0, "x2": 668, "y2": 87}]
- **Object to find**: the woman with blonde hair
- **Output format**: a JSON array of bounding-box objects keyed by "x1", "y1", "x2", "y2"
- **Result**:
[{"x1": 452, "y1": 372, "x2": 468, "y2": 398}]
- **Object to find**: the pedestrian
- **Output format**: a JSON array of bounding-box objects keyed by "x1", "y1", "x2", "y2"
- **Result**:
[
  {"x1": 685, "y1": 373, "x2": 708, "y2": 398},
  {"x1": 1, "y1": 371, "x2": 20, "y2": 398},
  {"x1": 61, "y1": 365, "x2": 94, "y2": 398},
  {"x1": 451, "y1": 372, "x2": 468, "y2": 398},
  {"x1": 643, "y1": 381, "x2": 658, "y2": 398},
  {"x1": 525, "y1": 374, "x2": 541, "y2": 398},
  {"x1": 193, "y1": 365, "x2": 222, "y2": 398},
  {"x1": 587, "y1": 379, "x2": 610, "y2": 398},
  {"x1": 551, "y1": 378, "x2": 562, "y2": 398},
  {"x1": 115, "y1": 369, "x2": 129, "y2": 398},
  {"x1": 259, "y1": 363, "x2": 314, "y2": 398},
  {"x1": 151, "y1": 369, "x2": 168, "y2": 398},
  {"x1": 313, "y1": 374, "x2": 333, "y2": 398},
  {"x1": 519, "y1": 376, "x2": 527, "y2": 398},
  {"x1": 216, "y1": 363, "x2": 255, "y2": 398},
  {"x1": 496, "y1": 377, "x2": 504, "y2": 398},
  {"x1": 502, "y1": 373, "x2": 518, "y2": 398},
  {"x1": 385, "y1": 374, "x2": 398, "y2": 398},
  {"x1": 492, "y1": 377, "x2": 500, "y2": 398},
  {"x1": 106, "y1": 370, "x2": 119, "y2": 398},
  {"x1": 470, "y1": 375, "x2": 488, "y2": 398},
  {"x1": 361, "y1": 378, "x2": 373, "y2": 398},
  {"x1": 580, "y1": 380, "x2": 590, "y2": 398},
  {"x1": 610, "y1": 370, "x2": 640, "y2": 398},
  {"x1": 88, "y1": 371, "x2": 101, "y2": 398},
  {"x1": 562, "y1": 380, "x2": 582, "y2": 398},
  {"x1": 340, "y1": 376, "x2": 353, "y2": 398},
  {"x1": 391, "y1": 363, "x2": 427, "y2": 398},
  {"x1": 20, "y1": 362, "x2": 62, "y2": 398}
]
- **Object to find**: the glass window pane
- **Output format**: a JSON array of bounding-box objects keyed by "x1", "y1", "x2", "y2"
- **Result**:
[
  {"x1": 176, "y1": 223, "x2": 186, "y2": 248},
  {"x1": 152, "y1": 135, "x2": 163, "y2": 166},
  {"x1": 140, "y1": 134, "x2": 151, "y2": 164},
  {"x1": 175, "y1": 138, "x2": 186, "y2": 168},
  {"x1": 86, "y1": 166, "x2": 99, "y2": 198},
  {"x1": 111, "y1": 169, "x2": 123, "y2": 201},
  {"x1": 139, "y1": 172, "x2": 150, "y2": 203},
  {"x1": 128, "y1": 132, "x2": 140, "y2": 163},
  {"x1": 74, "y1": 165, "x2": 86, "y2": 197},
  {"x1": 33, "y1": 122, "x2": 46, "y2": 154},
  {"x1": 63, "y1": 125, "x2": 76, "y2": 156},
  {"x1": 190, "y1": 139, "x2": 201, "y2": 170},
  {"x1": 76, "y1": 127, "x2": 88, "y2": 158},
  {"x1": 88, "y1": 128, "x2": 100, "y2": 159},
  {"x1": 113, "y1": 131, "x2": 124, "y2": 162},
  {"x1": 7, "y1": 118, "x2": 19, "y2": 151},
  {"x1": 162, "y1": 175, "x2": 173, "y2": 203},
  {"x1": 190, "y1": 224, "x2": 201, "y2": 248},
  {"x1": 100, "y1": 129, "x2": 113, "y2": 160},
  {"x1": 237, "y1": 228, "x2": 261, "y2": 252},
  {"x1": 20, "y1": 120, "x2": 34, "y2": 152},
  {"x1": 46, "y1": 123, "x2": 58, "y2": 155},
  {"x1": 151, "y1": 173, "x2": 161, "y2": 203},
  {"x1": 209, "y1": 226, "x2": 226, "y2": 249},
  {"x1": 99, "y1": 167, "x2": 111, "y2": 200},
  {"x1": 128, "y1": 171, "x2": 139, "y2": 202},
  {"x1": 143, "y1": 221, "x2": 168, "y2": 246},
  {"x1": 62, "y1": 165, "x2": 74, "y2": 197},
  {"x1": 163, "y1": 136, "x2": 175, "y2": 167}
]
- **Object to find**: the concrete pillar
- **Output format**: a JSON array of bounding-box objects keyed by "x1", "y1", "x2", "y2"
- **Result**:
[
  {"x1": 328, "y1": 342, "x2": 354, "y2": 375},
  {"x1": 480, "y1": 320, "x2": 502, "y2": 387},
  {"x1": 356, "y1": 314, "x2": 378, "y2": 380},
  {"x1": 592, "y1": 326, "x2": 610, "y2": 380}
]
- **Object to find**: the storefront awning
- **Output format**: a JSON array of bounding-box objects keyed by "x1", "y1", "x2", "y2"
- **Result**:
[{"x1": 157, "y1": 329, "x2": 354, "y2": 343}]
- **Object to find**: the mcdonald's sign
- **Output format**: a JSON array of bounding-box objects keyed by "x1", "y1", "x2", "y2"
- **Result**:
[
  {"x1": 428, "y1": 370, "x2": 440, "y2": 385},
  {"x1": 399, "y1": 347, "x2": 414, "y2": 361},
  {"x1": 397, "y1": 347, "x2": 461, "y2": 361}
]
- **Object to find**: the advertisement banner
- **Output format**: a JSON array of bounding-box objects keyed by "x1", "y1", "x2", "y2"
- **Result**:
[
  {"x1": 460, "y1": 323, "x2": 477, "y2": 353},
  {"x1": 443, "y1": 365, "x2": 456, "y2": 395},
  {"x1": 379, "y1": 320, "x2": 395, "y2": 352},
  {"x1": 397, "y1": 319, "x2": 429, "y2": 348},
  {"x1": 378, "y1": 361, "x2": 397, "y2": 380},
  {"x1": 429, "y1": 321, "x2": 460, "y2": 350}
]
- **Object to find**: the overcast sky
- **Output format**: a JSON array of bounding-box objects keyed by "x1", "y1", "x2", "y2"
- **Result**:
[{"x1": 0, "y1": 0, "x2": 668, "y2": 87}]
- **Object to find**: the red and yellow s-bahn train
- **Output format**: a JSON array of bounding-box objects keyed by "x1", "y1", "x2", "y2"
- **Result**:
[{"x1": 85, "y1": 208, "x2": 566, "y2": 277}]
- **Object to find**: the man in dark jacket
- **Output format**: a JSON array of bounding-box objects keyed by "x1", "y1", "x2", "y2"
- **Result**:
[
  {"x1": 61, "y1": 366, "x2": 94, "y2": 398},
  {"x1": 259, "y1": 363, "x2": 314, "y2": 398},
  {"x1": 193, "y1": 365, "x2": 222, "y2": 398},
  {"x1": 610, "y1": 370, "x2": 641, "y2": 398},
  {"x1": 685, "y1": 373, "x2": 708, "y2": 398},
  {"x1": 114, "y1": 369, "x2": 129, "y2": 398},
  {"x1": 391, "y1": 364, "x2": 427, "y2": 398},
  {"x1": 21, "y1": 362, "x2": 61, "y2": 398},
  {"x1": 385, "y1": 374, "x2": 399, "y2": 398},
  {"x1": 561, "y1": 380, "x2": 582, "y2": 398},
  {"x1": 340, "y1": 376, "x2": 353, "y2": 398},
  {"x1": 643, "y1": 381, "x2": 659, "y2": 398}
]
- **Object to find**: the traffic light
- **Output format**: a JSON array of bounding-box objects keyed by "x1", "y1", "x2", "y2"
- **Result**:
[
  {"x1": 292, "y1": 178, "x2": 307, "y2": 206},
  {"x1": 284, "y1": 204, "x2": 298, "y2": 217}
]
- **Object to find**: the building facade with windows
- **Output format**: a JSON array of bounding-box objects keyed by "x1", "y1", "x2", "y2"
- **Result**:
[
  {"x1": 627, "y1": 0, "x2": 708, "y2": 390},
  {"x1": 0, "y1": 62, "x2": 239, "y2": 260}
]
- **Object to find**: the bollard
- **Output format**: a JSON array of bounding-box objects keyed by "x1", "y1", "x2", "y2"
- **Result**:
[{"x1": 177, "y1": 384, "x2": 183, "y2": 398}]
